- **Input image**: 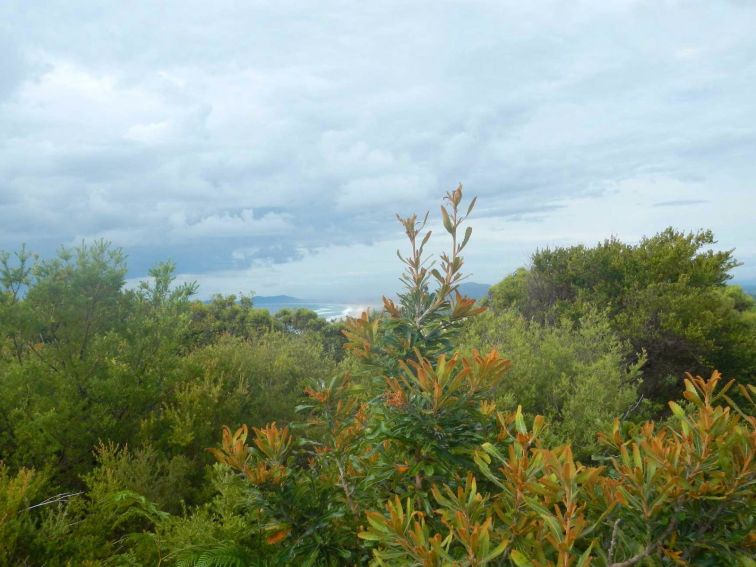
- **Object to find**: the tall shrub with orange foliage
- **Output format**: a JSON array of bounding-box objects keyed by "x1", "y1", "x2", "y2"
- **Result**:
[{"x1": 209, "y1": 186, "x2": 755, "y2": 566}]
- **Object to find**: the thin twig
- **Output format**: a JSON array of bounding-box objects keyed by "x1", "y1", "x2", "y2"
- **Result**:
[
  {"x1": 608, "y1": 516, "x2": 678, "y2": 567},
  {"x1": 336, "y1": 459, "x2": 359, "y2": 516},
  {"x1": 25, "y1": 491, "x2": 83, "y2": 511},
  {"x1": 621, "y1": 395, "x2": 644, "y2": 421},
  {"x1": 607, "y1": 518, "x2": 621, "y2": 564}
]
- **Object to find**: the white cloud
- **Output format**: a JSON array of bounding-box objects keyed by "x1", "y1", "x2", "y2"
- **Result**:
[
  {"x1": 1, "y1": 0, "x2": 755, "y2": 299},
  {"x1": 337, "y1": 172, "x2": 435, "y2": 210},
  {"x1": 125, "y1": 121, "x2": 172, "y2": 144}
]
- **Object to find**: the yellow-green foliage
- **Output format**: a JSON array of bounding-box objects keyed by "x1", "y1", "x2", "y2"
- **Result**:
[
  {"x1": 141, "y1": 332, "x2": 337, "y2": 460},
  {"x1": 0, "y1": 465, "x2": 46, "y2": 565},
  {"x1": 463, "y1": 308, "x2": 644, "y2": 457}
]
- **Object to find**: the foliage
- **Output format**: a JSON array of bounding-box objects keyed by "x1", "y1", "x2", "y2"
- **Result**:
[
  {"x1": 188, "y1": 293, "x2": 276, "y2": 346},
  {"x1": 344, "y1": 185, "x2": 483, "y2": 379},
  {"x1": 0, "y1": 447, "x2": 177, "y2": 566},
  {"x1": 361, "y1": 373, "x2": 755, "y2": 566},
  {"x1": 197, "y1": 187, "x2": 755, "y2": 566},
  {"x1": 275, "y1": 307, "x2": 347, "y2": 360},
  {"x1": 487, "y1": 229, "x2": 756, "y2": 403},
  {"x1": 0, "y1": 237, "x2": 342, "y2": 483},
  {"x1": 188, "y1": 295, "x2": 346, "y2": 359},
  {"x1": 0, "y1": 464, "x2": 48, "y2": 566},
  {"x1": 0, "y1": 246, "x2": 195, "y2": 486},
  {"x1": 141, "y1": 332, "x2": 337, "y2": 474},
  {"x1": 0, "y1": 187, "x2": 754, "y2": 566},
  {"x1": 463, "y1": 308, "x2": 644, "y2": 458}
]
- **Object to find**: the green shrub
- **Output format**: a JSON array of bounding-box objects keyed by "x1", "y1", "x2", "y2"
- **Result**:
[
  {"x1": 463, "y1": 308, "x2": 644, "y2": 457},
  {"x1": 487, "y1": 229, "x2": 756, "y2": 403}
]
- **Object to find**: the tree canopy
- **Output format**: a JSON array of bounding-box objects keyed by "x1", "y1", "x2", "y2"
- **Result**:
[{"x1": 487, "y1": 228, "x2": 755, "y2": 404}]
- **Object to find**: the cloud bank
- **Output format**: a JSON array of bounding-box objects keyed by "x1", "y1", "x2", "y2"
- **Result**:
[{"x1": 1, "y1": 1, "x2": 755, "y2": 300}]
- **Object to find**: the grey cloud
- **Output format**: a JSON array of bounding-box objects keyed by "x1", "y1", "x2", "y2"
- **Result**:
[{"x1": 1, "y1": 1, "x2": 755, "y2": 297}]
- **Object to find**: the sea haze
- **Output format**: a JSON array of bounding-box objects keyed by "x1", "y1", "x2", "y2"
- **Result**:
[{"x1": 252, "y1": 282, "x2": 491, "y2": 320}]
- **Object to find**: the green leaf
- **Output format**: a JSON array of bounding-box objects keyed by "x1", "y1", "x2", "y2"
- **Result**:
[
  {"x1": 440, "y1": 206, "x2": 454, "y2": 234},
  {"x1": 576, "y1": 542, "x2": 594, "y2": 567},
  {"x1": 540, "y1": 512, "x2": 564, "y2": 543},
  {"x1": 460, "y1": 226, "x2": 473, "y2": 251},
  {"x1": 483, "y1": 539, "x2": 510, "y2": 562},
  {"x1": 510, "y1": 550, "x2": 535, "y2": 567},
  {"x1": 632, "y1": 443, "x2": 643, "y2": 469},
  {"x1": 366, "y1": 515, "x2": 390, "y2": 533},
  {"x1": 668, "y1": 401, "x2": 685, "y2": 418},
  {"x1": 515, "y1": 405, "x2": 527, "y2": 435}
]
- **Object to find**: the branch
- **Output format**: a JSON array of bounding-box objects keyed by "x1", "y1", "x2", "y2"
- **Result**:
[
  {"x1": 620, "y1": 395, "x2": 644, "y2": 421},
  {"x1": 607, "y1": 518, "x2": 621, "y2": 564},
  {"x1": 29, "y1": 335, "x2": 61, "y2": 374},
  {"x1": 608, "y1": 516, "x2": 678, "y2": 567},
  {"x1": 336, "y1": 459, "x2": 359, "y2": 516},
  {"x1": 25, "y1": 491, "x2": 84, "y2": 511}
]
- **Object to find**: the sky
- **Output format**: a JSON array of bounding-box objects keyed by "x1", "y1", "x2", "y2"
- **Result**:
[{"x1": 1, "y1": 1, "x2": 755, "y2": 302}]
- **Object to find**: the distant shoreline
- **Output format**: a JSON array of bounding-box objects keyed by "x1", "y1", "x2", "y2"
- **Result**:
[{"x1": 253, "y1": 301, "x2": 379, "y2": 321}]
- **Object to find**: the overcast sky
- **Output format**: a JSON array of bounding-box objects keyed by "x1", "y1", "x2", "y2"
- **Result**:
[{"x1": 1, "y1": 1, "x2": 755, "y2": 302}]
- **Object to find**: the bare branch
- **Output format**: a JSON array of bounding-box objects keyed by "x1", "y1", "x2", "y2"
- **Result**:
[{"x1": 25, "y1": 491, "x2": 84, "y2": 511}]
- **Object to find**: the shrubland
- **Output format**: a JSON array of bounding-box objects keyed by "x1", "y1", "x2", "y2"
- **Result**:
[{"x1": 0, "y1": 187, "x2": 753, "y2": 566}]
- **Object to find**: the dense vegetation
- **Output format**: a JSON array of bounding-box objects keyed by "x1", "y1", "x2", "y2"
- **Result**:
[
  {"x1": 486, "y1": 229, "x2": 755, "y2": 404},
  {"x1": 1, "y1": 187, "x2": 753, "y2": 566}
]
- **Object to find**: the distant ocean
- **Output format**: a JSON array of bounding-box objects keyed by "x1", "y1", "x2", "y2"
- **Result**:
[
  {"x1": 250, "y1": 282, "x2": 491, "y2": 321},
  {"x1": 257, "y1": 301, "x2": 377, "y2": 321}
]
